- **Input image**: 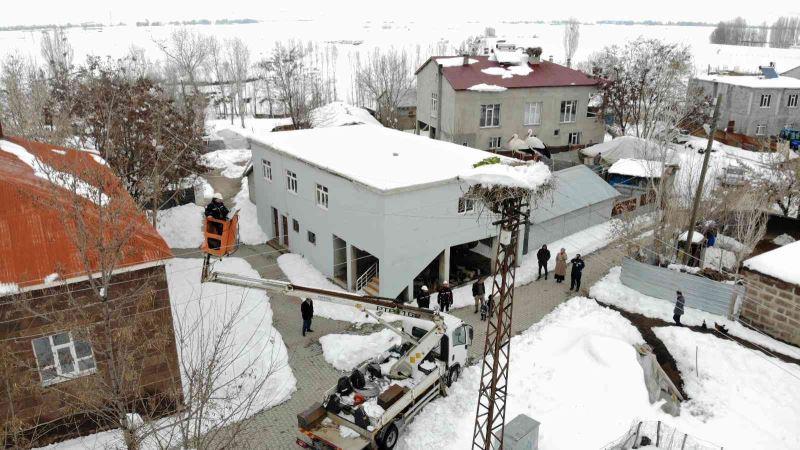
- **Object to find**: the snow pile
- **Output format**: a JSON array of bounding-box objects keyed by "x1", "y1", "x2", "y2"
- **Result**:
[
  {"x1": 1, "y1": 139, "x2": 109, "y2": 205},
  {"x1": 590, "y1": 267, "x2": 800, "y2": 359},
  {"x1": 277, "y1": 253, "x2": 374, "y2": 323},
  {"x1": 398, "y1": 298, "x2": 656, "y2": 450},
  {"x1": 608, "y1": 158, "x2": 665, "y2": 178},
  {"x1": 201, "y1": 149, "x2": 251, "y2": 178},
  {"x1": 320, "y1": 329, "x2": 401, "y2": 371},
  {"x1": 310, "y1": 101, "x2": 382, "y2": 128},
  {"x1": 655, "y1": 326, "x2": 800, "y2": 449},
  {"x1": 466, "y1": 83, "x2": 507, "y2": 92},
  {"x1": 156, "y1": 203, "x2": 205, "y2": 248},
  {"x1": 167, "y1": 257, "x2": 296, "y2": 414},
  {"x1": 0, "y1": 283, "x2": 19, "y2": 296},
  {"x1": 209, "y1": 117, "x2": 292, "y2": 136},
  {"x1": 233, "y1": 178, "x2": 268, "y2": 245},
  {"x1": 580, "y1": 136, "x2": 669, "y2": 163},
  {"x1": 743, "y1": 240, "x2": 800, "y2": 285},
  {"x1": 459, "y1": 160, "x2": 551, "y2": 190},
  {"x1": 480, "y1": 65, "x2": 533, "y2": 78},
  {"x1": 437, "y1": 56, "x2": 478, "y2": 67},
  {"x1": 715, "y1": 234, "x2": 744, "y2": 253},
  {"x1": 772, "y1": 233, "x2": 796, "y2": 246}
]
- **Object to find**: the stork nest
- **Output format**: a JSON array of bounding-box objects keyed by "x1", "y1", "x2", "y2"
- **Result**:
[{"x1": 465, "y1": 181, "x2": 554, "y2": 214}]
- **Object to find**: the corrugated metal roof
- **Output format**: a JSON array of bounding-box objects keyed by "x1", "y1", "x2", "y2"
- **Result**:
[
  {"x1": 530, "y1": 164, "x2": 620, "y2": 223},
  {"x1": 0, "y1": 136, "x2": 172, "y2": 289},
  {"x1": 418, "y1": 56, "x2": 599, "y2": 90}
]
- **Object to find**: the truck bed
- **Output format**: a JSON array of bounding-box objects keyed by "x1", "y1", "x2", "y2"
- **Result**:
[{"x1": 299, "y1": 420, "x2": 369, "y2": 450}]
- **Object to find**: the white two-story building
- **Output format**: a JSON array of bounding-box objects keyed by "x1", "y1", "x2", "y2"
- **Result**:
[{"x1": 247, "y1": 125, "x2": 505, "y2": 301}]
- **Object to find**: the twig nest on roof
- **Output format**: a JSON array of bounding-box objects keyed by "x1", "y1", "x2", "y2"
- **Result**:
[{"x1": 459, "y1": 157, "x2": 553, "y2": 210}]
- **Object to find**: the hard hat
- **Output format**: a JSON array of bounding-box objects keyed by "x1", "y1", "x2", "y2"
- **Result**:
[
  {"x1": 213, "y1": 192, "x2": 223, "y2": 200},
  {"x1": 421, "y1": 285, "x2": 428, "y2": 291},
  {"x1": 443, "y1": 280, "x2": 449, "y2": 285}
]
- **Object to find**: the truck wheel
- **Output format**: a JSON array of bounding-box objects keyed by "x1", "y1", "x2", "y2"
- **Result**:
[
  {"x1": 447, "y1": 365, "x2": 460, "y2": 387},
  {"x1": 377, "y1": 423, "x2": 399, "y2": 450}
]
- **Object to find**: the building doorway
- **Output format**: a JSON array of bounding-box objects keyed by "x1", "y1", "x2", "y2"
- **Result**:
[
  {"x1": 281, "y1": 215, "x2": 289, "y2": 246},
  {"x1": 332, "y1": 235, "x2": 348, "y2": 287},
  {"x1": 271, "y1": 207, "x2": 279, "y2": 241}
]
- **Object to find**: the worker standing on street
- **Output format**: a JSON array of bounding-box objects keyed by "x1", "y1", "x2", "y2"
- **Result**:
[
  {"x1": 417, "y1": 286, "x2": 431, "y2": 309},
  {"x1": 301, "y1": 297, "x2": 314, "y2": 336},
  {"x1": 536, "y1": 244, "x2": 551, "y2": 280},
  {"x1": 674, "y1": 291, "x2": 686, "y2": 326},
  {"x1": 569, "y1": 254, "x2": 586, "y2": 292},
  {"x1": 472, "y1": 277, "x2": 486, "y2": 314},
  {"x1": 438, "y1": 281, "x2": 453, "y2": 313}
]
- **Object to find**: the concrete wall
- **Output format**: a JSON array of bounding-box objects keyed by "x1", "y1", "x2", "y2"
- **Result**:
[
  {"x1": 691, "y1": 78, "x2": 800, "y2": 137},
  {"x1": 740, "y1": 268, "x2": 800, "y2": 346},
  {"x1": 620, "y1": 257, "x2": 744, "y2": 317},
  {"x1": 416, "y1": 61, "x2": 604, "y2": 150},
  {"x1": 249, "y1": 139, "x2": 498, "y2": 299}
]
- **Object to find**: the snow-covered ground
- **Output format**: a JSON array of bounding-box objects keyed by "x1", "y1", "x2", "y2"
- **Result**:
[
  {"x1": 320, "y1": 329, "x2": 401, "y2": 371},
  {"x1": 590, "y1": 267, "x2": 800, "y2": 360},
  {"x1": 37, "y1": 257, "x2": 296, "y2": 449},
  {"x1": 155, "y1": 203, "x2": 205, "y2": 248},
  {"x1": 208, "y1": 117, "x2": 293, "y2": 137},
  {"x1": 654, "y1": 326, "x2": 800, "y2": 450},
  {"x1": 398, "y1": 297, "x2": 660, "y2": 450},
  {"x1": 233, "y1": 178, "x2": 268, "y2": 245},
  {"x1": 201, "y1": 148, "x2": 252, "y2": 178}
]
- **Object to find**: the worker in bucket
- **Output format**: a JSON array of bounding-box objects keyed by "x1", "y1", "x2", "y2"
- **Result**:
[{"x1": 204, "y1": 192, "x2": 229, "y2": 249}]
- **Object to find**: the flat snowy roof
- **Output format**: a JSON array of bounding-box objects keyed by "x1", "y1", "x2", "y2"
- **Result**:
[
  {"x1": 251, "y1": 125, "x2": 499, "y2": 192},
  {"x1": 743, "y1": 241, "x2": 800, "y2": 285},
  {"x1": 608, "y1": 158, "x2": 664, "y2": 178},
  {"x1": 694, "y1": 73, "x2": 800, "y2": 89}
]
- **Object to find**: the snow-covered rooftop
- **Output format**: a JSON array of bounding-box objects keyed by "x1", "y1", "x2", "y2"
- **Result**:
[
  {"x1": 608, "y1": 158, "x2": 665, "y2": 178},
  {"x1": 250, "y1": 125, "x2": 502, "y2": 192},
  {"x1": 694, "y1": 73, "x2": 800, "y2": 89},
  {"x1": 310, "y1": 101, "x2": 382, "y2": 128},
  {"x1": 743, "y1": 241, "x2": 800, "y2": 285}
]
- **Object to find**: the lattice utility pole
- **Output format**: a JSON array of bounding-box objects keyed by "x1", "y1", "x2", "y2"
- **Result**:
[{"x1": 472, "y1": 195, "x2": 527, "y2": 450}]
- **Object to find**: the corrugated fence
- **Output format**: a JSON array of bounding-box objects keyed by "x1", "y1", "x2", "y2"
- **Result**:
[{"x1": 620, "y1": 257, "x2": 745, "y2": 317}]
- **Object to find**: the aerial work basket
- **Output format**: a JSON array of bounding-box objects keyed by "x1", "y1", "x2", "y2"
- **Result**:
[{"x1": 201, "y1": 211, "x2": 240, "y2": 258}]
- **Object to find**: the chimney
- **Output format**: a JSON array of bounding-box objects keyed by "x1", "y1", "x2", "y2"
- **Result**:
[
  {"x1": 525, "y1": 47, "x2": 542, "y2": 66},
  {"x1": 462, "y1": 54, "x2": 469, "y2": 66},
  {"x1": 548, "y1": 55, "x2": 554, "y2": 63}
]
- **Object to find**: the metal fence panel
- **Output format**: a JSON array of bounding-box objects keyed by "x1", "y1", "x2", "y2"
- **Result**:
[{"x1": 621, "y1": 257, "x2": 745, "y2": 317}]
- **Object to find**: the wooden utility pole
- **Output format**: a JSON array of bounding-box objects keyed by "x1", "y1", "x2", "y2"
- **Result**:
[{"x1": 683, "y1": 88, "x2": 722, "y2": 263}]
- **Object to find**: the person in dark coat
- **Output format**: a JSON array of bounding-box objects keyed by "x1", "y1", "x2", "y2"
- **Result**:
[
  {"x1": 673, "y1": 291, "x2": 686, "y2": 325},
  {"x1": 536, "y1": 245, "x2": 551, "y2": 280},
  {"x1": 485, "y1": 294, "x2": 495, "y2": 319},
  {"x1": 301, "y1": 297, "x2": 314, "y2": 336},
  {"x1": 472, "y1": 277, "x2": 486, "y2": 313},
  {"x1": 438, "y1": 281, "x2": 453, "y2": 313},
  {"x1": 417, "y1": 286, "x2": 431, "y2": 309},
  {"x1": 204, "y1": 193, "x2": 230, "y2": 249},
  {"x1": 569, "y1": 254, "x2": 586, "y2": 292}
]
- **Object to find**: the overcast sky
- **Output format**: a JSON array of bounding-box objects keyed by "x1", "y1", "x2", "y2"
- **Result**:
[{"x1": 3, "y1": 0, "x2": 798, "y2": 27}]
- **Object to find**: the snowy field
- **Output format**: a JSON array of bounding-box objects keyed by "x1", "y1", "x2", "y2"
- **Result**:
[
  {"x1": 590, "y1": 267, "x2": 800, "y2": 360},
  {"x1": 654, "y1": 326, "x2": 800, "y2": 450},
  {"x1": 4, "y1": 20, "x2": 800, "y2": 105},
  {"x1": 398, "y1": 297, "x2": 659, "y2": 450},
  {"x1": 37, "y1": 257, "x2": 296, "y2": 449}
]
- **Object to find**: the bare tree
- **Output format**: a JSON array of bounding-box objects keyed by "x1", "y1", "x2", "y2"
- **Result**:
[
  {"x1": 563, "y1": 18, "x2": 580, "y2": 68},
  {"x1": 356, "y1": 48, "x2": 415, "y2": 128},
  {"x1": 156, "y1": 28, "x2": 209, "y2": 97},
  {"x1": 225, "y1": 38, "x2": 250, "y2": 128},
  {"x1": 266, "y1": 41, "x2": 320, "y2": 129}
]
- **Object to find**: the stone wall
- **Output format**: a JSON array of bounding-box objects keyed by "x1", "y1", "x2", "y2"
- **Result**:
[{"x1": 740, "y1": 268, "x2": 800, "y2": 347}]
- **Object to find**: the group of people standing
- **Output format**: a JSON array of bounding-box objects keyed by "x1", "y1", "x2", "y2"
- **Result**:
[
  {"x1": 536, "y1": 245, "x2": 586, "y2": 292},
  {"x1": 415, "y1": 281, "x2": 453, "y2": 312}
]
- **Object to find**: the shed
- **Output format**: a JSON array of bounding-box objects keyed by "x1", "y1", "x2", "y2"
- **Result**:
[{"x1": 524, "y1": 164, "x2": 620, "y2": 254}]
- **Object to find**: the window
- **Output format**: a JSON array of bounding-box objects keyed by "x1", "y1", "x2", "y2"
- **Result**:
[
  {"x1": 523, "y1": 102, "x2": 542, "y2": 125},
  {"x1": 431, "y1": 93, "x2": 438, "y2": 118},
  {"x1": 560, "y1": 100, "x2": 577, "y2": 123},
  {"x1": 479, "y1": 104, "x2": 501, "y2": 128},
  {"x1": 307, "y1": 231, "x2": 316, "y2": 245},
  {"x1": 553, "y1": 129, "x2": 560, "y2": 136},
  {"x1": 755, "y1": 124, "x2": 767, "y2": 136},
  {"x1": 261, "y1": 159, "x2": 272, "y2": 181},
  {"x1": 760, "y1": 94, "x2": 771, "y2": 108},
  {"x1": 316, "y1": 184, "x2": 329, "y2": 209},
  {"x1": 293, "y1": 219, "x2": 299, "y2": 232},
  {"x1": 788, "y1": 94, "x2": 798, "y2": 108},
  {"x1": 286, "y1": 170, "x2": 297, "y2": 193},
  {"x1": 568, "y1": 132, "x2": 581, "y2": 146},
  {"x1": 458, "y1": 197, "x2": 475, "y2": 214},
  {"x1": 488, "y1": 136, "x2": 502, "y2": 150},
  {"x1": 453, "y1": 325, "x2": 467, "y2": 346},
  {"x1": 32, "y1": 332, "x2": 96, "y2": 386}
]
